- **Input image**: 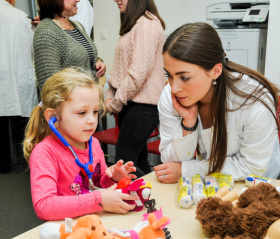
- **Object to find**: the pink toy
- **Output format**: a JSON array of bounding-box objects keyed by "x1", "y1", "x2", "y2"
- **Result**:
[{"x1": 117, "y1": 178, "x2": 152, "y2": 211}]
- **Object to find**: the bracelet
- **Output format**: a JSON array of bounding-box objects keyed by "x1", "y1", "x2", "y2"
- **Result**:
[{"x1": 181, "y1": 118, "x2": 199, "y2": 131}]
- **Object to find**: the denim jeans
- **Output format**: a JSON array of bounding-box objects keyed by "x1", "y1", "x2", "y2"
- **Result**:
[{"x1": 115, "y1": 101, "x2": 159, "y2": 177}]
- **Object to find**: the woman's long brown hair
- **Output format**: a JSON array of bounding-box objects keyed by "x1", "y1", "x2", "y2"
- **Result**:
[
  {"x1": 163, "y1": 22, "x2": 280, "y2": 174},
  {"x1": 119, "y1": 0, "x2": 165, "y2": 35}
]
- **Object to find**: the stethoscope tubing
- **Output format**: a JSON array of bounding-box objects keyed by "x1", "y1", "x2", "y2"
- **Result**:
[{"x1": 48, "y1": 117, "x2": 94, "y2": 179}]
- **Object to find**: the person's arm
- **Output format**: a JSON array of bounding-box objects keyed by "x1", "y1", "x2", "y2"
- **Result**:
[
  {"x1": 31, "y1": 15, "x2": 40, "y2": 28},
  {"x1": 33, "y1": 24, "x2": 63, "y2": 92},
  {"x1": 154, "y1": 85, "x2": 200, "y2": 183},
  {"x1": 179, "y1": 98, "x2": 279, "y2": 181},
  {"x1": 110, "y1": 18, "x2": 162, "y2": 112},
  {"x1": 221, "y1": 101, "x2": 279, "y2": 180},
  {"x1": 158, "y1": 85, "x2": 198, "y2": 163},
  {"x1": 30, "y1": 146, "x2": 103, "y2": 221},
  {"x1": 105, "y1": 85, "x2": 119, "y2": 114}
]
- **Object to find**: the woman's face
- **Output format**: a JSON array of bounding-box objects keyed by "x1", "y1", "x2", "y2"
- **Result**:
[
  {"x1": 163, "y1": 53, "x2": 219, "y2": 107},
  {"x1": 62, "y1": 0, "x2": 80, "y2": 18},
  {"x1": 114, "y1": 0, "x2": 128, "y2": 13}
]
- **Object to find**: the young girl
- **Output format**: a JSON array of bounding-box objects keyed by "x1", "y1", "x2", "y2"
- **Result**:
[
  {"x1": 154, "y1": 22, "x2": 280, "y2": 183},
  {"x1": 23, "y1": 68, "x2": 138, "y2": 221}
]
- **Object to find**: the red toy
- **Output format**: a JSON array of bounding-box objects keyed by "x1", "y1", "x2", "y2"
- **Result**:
[{"x1": 116, "y1": 178, "x2": 152, "y2": 211}]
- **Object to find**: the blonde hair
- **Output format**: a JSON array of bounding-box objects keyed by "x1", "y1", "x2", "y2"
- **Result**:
[{"x1": 23, "y1": 68, "x2": 104, "y2": 163}]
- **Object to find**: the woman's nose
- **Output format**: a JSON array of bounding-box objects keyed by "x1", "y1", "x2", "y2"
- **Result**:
[{"x1": 171, "y1": 79, "x2": 182, "y2": 94}]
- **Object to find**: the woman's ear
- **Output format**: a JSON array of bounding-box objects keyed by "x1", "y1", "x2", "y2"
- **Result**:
[
  {"x1": 44, "y1": 108, "x2": 58, "y2": 125},
  {"x1": 211, "y1": 63, "x2": 223, "y2": 80}
]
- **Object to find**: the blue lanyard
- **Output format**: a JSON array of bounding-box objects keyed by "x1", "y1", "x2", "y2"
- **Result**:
[{"x1": 49, "y1": 117, "x2": 94, "y2": 180}]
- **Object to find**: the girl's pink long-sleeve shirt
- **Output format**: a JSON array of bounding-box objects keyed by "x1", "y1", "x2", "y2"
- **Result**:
[{"x1": 29, "y1": 134, "x2": 114, "y2": 221}]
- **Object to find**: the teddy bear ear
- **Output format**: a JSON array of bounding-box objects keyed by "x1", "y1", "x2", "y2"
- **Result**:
[
  {"x1": 147, "y1": 213, "x2": 170, "y2": 230},
  {"x1": 151, "y1": 216, "x2": 170, "y2": 230}
]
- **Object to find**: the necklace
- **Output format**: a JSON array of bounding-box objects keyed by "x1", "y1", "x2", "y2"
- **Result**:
[{"x1": 56, "y1": 18, "x2": 73, "y2": 31}]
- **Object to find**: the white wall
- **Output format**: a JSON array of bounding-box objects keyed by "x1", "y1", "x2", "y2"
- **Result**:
[
  {"x1": 264, "y1": 0, "x2": 280, "y2": 86},
  {"x1": 15, "y1": 0, "x2": 32, "y2": 16},
  {"x1": 93, "y1": 0, "x2": 225, "y2": 74}
]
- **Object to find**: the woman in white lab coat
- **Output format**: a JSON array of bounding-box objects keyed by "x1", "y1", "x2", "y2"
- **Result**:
[
  {"x1": 0, "y1": 0, "x2": 38, "y2": 173},
  {"x1": 154, "y1": 22, "x2": 280, "y2": 183}
]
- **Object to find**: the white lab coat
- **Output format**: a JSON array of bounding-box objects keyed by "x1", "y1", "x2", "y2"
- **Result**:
[
  {"x1": 0, "y1": 0, "x2": 38, "y2": 117},
  {"x1": 70, "y1": 0, "x2": 94, "y2": 36},
  {"x1": 158, "y1": 74, "x2": 280, "y2": 181}
]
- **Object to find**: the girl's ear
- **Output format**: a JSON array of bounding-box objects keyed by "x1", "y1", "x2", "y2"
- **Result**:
[
  {"x1": 211, "y1": 63, "x2": 223, "y2": 80},
  {"x1": 44, "y1": 108, "x2": 58, "y2": 124}
]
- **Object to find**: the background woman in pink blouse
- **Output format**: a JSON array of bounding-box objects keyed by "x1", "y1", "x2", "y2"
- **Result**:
[{"x1": 105, "y1": 0, "x2": 166, "y2": 177}]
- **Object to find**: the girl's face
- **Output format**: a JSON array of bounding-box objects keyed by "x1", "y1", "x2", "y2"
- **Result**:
[
  {"x1": 114, "y1": 0, "x2": 128, "y2": 13},
  {"x1": 57, "y1": 86, "x2": 100, "y2": 150},
  {"x1": 62, "y1": 0, "x2": 80, "y2": 18},
  {"x1": 163, "y1": 53, "x2": 218, "y2": 107}
]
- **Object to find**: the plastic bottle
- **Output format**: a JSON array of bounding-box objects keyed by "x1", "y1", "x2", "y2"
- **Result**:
[
  {"x1": 245, "y1": 174, "x2": 272, "y2": 187},
  {"x1": 177, "y1": 177, "x2": 193, "y2": 208},
  {"x1": 192, "y1": 174, "x2": 207, "y2": 204},
  {"x1": 205, "y1": 176, "x2": 219, "y2": 197}
]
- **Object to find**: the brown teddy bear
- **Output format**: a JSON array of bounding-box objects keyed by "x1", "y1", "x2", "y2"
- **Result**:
[{"x1": 195, "y1": 182, "x2": 280, "y2": 239}]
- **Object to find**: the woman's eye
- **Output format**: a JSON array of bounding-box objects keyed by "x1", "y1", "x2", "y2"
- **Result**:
[
  {"x1": 165, "y1": 73, "x2": 171, "y2": 78},
  {"x1": 181, "y1": 76, "x2": 189, "y2": 81},
  {"x1": 93, "y1": 110, "x2": 100, "y2": 114},
  {"x1": 78, "y1": 111, "x2": 86, "y2": 115}
]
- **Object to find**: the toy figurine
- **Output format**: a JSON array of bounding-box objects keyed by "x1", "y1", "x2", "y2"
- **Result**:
[{"x1": 116, "y1": 177, "x2": 152, "y2": 211}]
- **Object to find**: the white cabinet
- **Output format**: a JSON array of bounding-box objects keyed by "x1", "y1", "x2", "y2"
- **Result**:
[{"x1": 216, "y1": 28, "x2": 267, "y2": 74}]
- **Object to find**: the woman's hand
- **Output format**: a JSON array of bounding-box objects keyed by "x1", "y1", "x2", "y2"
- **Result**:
[
  {"x1": 101, "y1": 184, "x2": 139, "y2": 214},
  {"x1": 31, "y1": 15, "x2": 41, "y2": 27},
  {"x1": 105, "y1": 98, "x2": 118, "y2": 114},
  {"x1": 106, "y1": 160, "x2": 137, "y2": 182},
  {"x1": 154, "y1": 162, "x2": 182, "y2": 184},
  {"x1": 95, "y1": 60, "x2": 106, "y2": 78},
  {"x1": 171, "y1": 93, "x2": 198, "y2": 126}
]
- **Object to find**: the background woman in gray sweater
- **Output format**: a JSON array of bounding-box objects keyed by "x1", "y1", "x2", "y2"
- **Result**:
[{"x1": 34, "y1": 0, "x2": 106, "y2": 92}]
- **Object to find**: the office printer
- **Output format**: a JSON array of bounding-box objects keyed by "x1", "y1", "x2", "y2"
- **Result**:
[{"x1": 207, "y1": 0, "x2": 269, "y2": 28}]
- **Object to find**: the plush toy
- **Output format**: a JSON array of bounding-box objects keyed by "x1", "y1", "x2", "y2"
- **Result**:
[
  {"x1": 196, "y1": 182, "x2": 280, "y2": 239},
  {"x1": 116, "y1": 178, "x2": 152, "y2": 211},
  {"x1": 40, "y1": 215, "x2": 120, "y2": 239},
  {"x1": 40, "y1": 213, "x2": 170, "y2": 239}
]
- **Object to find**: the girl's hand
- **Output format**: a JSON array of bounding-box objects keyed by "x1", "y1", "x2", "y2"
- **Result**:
[
  {"x1": 154, "y1": 162, "x2": 182, "y2": 184},
  {"x1": 101, "y1": 184, "x2": 139, "y2": 214},
  {"x1": 106, "y1": 160, "x2": 137, "y2": 182},
  {"x1": 95, "y1": 60, "x2": 106, "y2": 78},
  {"x1": 171, "y1": 93, "x2": 198, "y2": 126}
]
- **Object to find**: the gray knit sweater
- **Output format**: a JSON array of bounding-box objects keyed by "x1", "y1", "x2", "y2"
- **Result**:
[{"x1": 34, "y1": 18, "x2": 100, "y2": 92}]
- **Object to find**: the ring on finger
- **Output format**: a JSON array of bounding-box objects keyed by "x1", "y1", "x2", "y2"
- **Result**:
[{"x1": 163, "y1": 174, "x2": 166, "y2": 180}]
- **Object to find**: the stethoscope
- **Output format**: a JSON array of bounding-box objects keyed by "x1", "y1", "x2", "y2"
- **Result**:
[{"x1": 49, "y1": 117, "x2": 102, "y2": 191}]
